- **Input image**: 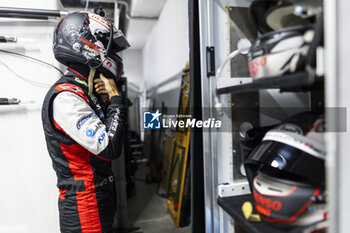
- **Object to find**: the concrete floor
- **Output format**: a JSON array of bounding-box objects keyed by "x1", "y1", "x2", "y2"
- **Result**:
[{"x1": 127, "y1": 164, "x2": 191, "y2": 233}]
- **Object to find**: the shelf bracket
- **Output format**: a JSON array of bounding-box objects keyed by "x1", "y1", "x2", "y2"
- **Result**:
[
  {"x1": 216, "y1": 77, "x2": 252, "y2": 94},
  {"x1": 218, "y1": 182, "x2": 251, "y2": 198}
]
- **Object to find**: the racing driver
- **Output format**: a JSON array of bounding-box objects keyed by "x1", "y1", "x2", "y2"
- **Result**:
[{"x1": 42, "y1": 12, "x2": 129, "y2": 233}]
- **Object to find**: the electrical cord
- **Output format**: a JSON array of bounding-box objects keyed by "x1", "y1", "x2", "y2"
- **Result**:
[
  {"x1": 0, "y1": 49, "x2": 63, "y2": 75},
  {"x1": 214, "y1": 46, "x2": 251, "y2": 115},
  {"x1": 0, "y1": 59, "x2": 52, "y2": 88}
]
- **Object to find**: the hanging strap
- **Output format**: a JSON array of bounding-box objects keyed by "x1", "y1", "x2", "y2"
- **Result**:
[{"x1": 88, "y1": 68, "x2": 96, "y2": 96}]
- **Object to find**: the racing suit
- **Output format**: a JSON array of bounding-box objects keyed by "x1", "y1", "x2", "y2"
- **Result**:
[{"x1": 42, "y1": 67, "x2": 126, "y2": 233}]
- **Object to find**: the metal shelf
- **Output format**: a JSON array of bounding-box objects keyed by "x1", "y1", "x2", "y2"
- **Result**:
[
  {"x1": 216, "y1": 72, "x2": 323, "y2": 95},
  {"x1": 217, "y1": 194, "x2": 308, "y2": 233}
]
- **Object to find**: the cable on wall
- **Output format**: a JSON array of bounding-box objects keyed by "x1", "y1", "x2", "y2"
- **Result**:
[
  {"x1": 214, "y1": 39, "x2": 251, "y2": 115},
  {"x1": 0, "y1": 49, "x2": 63, "y2": 75},
  {"x1": 0, "y1": 59, "x2": 52, "y2": 88}
]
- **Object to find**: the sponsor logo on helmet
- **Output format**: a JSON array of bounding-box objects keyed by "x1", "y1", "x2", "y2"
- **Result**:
[
  {"x1": 83, "y1": 44, "x2": 99, "y2": 56},
  {"x1": 249, "y1": 56, "x2": 267, "y2": 77},
  {"x1": 106, "y1": 61, "x2": 112, "y2": 68},
  {"x1": 102, "y1": 58, "x2": 117, "y2": 76},
  {"x1": 254, "y1": 191, "x2": 282, "y2": 214},
  {"x1": 89, "y1": 13, "x2": 109, "y2": 29},
  {"x1": 256, "y1": 204, "x2": 271, "y2": 217}
]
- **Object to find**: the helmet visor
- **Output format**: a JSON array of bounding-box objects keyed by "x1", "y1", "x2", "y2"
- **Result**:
[
  {"x1": 249, "y1": 140, "x2": 324, "y2": 186},
  {"x1": 111, "y1": 30, "x2": 130, "y2": 52}
]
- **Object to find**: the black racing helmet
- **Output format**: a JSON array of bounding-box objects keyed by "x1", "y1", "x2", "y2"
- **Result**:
[
  {"x1": 53, "y1": 12, "x2": 130, "y2": 79},
  {"x1": 244, "y1": 112, "x2": 327, "y2": 226}
]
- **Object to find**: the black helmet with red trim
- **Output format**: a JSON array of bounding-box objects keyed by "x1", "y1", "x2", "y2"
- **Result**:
[
  {"x1": 53, "y1": 12, "x2": 130, "y2": 80},
  {"x1": 244, "y1": 112, "x2": 327, "y2": 226}
]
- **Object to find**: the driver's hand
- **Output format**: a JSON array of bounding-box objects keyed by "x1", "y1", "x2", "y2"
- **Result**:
[
  {"x1": 94, "y1": 78, "x2": 108, "y2": 95},
  {"x1": 94, "y1": 74, "x2": 120, "y2": 99}
]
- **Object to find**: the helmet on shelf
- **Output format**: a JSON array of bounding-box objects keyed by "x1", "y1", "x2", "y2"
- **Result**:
[
  {"x1": 247, "y1": 25, "x2": 314, "y2": 79},
  {"x1": 53, "y1": 12, "x2": 130, "y2": 79},
  {"x1": 249, "y1": 0, "x2": 321, "y2": 34},
  {"x1": 244, "y1": 112, "x2": 327, "y2": 226}
]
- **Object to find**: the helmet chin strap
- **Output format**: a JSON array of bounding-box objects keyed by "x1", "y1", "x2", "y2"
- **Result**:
[{"x1": 88, "y1": 68, "x2": 96, "y2": 96}]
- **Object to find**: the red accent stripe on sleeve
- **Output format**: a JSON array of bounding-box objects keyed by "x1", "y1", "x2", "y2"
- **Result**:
[
  {"x1": 54, "y1": 119, "x2": 66, "y2": 134},
  {"x1": 54, "y1": 83, "x2": 90, "y2": 104},
  {"x1": 92, "y1": 153, "x2": 112, "y2": 161}
]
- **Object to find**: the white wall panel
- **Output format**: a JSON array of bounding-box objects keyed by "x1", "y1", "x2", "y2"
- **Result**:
[
  {"x1": 333, "y1": 0, "x2": 350, "y2": 232},
  {"x1": 126, "y1": 19, "x2": 157, "y2": 50},
  {"x1": 123, "y1": 49, "x2": 143, "y2": 89},
  {"x1": 142, "y1": 0, "x2": 189, "y2": 90},
  {"x1": 0, "y1": 1, "x2": 62, "y2": 233},
  {"x1": 131, "y1": 0, "x2": 167, "y2": 17}
]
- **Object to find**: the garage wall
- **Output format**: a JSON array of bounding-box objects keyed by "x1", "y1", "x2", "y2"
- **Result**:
[
  {"x1": 142, "y1": 0, "x2": 189, "y2": 95},
  {"x1": 123, "y1": 49, "x2": 143, "y2": 91},
  {"x1": 123, "y1": 0, "x2": 189, "y2": 136},
  {"x1": 0, "y1": 1, "x2": 62, "y2": 233},
  {"x1": 122, "y1": 49, "x2": 142, "y2": 134}
]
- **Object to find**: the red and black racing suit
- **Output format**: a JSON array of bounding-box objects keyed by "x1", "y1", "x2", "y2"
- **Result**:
[{"x1": 42, "y1": 68, "x2": 125, "y2": 233}]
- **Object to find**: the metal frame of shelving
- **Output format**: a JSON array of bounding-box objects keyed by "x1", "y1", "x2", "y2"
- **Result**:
[
  {"x1": 324, "y1": 1, "x2": 350, "y2": 233},
  {"x1": 324, "y1": 0, "x2": 338, "y2": 232},
  {"x1": 197, "y1": 0, "x2": 339, "y2": 233},
  {"x1": 216, "y1": 72, "x2": 323, "y2": 95},
  {"x1": 198, "y1": 1, "x2": 218, "y2": 232},
  {"x1": 199, "y1": 1, "x2": 254, "y2": 233}
]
